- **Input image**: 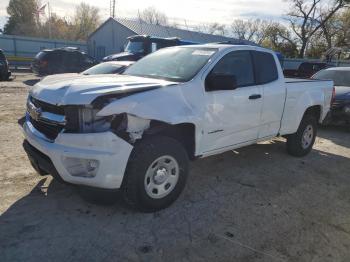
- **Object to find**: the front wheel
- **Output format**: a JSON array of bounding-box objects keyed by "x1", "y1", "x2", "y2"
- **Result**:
[
  {"x1": 286, "y1": 114, "x2": 318, "y2": 157},
  {"x1": 122, "y1": 136, "x2": 189, "y2": 212}
]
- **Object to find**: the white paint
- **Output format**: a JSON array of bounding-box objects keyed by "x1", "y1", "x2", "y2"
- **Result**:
[{"x1": 25, "y1": 44, "x2": 334, "y2": 189}]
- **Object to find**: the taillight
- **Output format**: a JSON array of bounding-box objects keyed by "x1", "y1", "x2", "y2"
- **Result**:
[
  {"x1": 331, "y1": 86, "x2": 336, "y2": 106},
  {"x1": 40, "y1": 60, "x2": 48, "y2": 67}
]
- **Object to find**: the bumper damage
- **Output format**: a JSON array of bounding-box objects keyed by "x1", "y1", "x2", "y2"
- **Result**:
[{"x1": 21, "y1": 120, "x2": 133, "y2": 189}]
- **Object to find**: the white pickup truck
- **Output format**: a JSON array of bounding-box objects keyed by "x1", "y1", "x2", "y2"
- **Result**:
[{"x1": 22, "y1": 44, "x2": 334, "y2": 212}]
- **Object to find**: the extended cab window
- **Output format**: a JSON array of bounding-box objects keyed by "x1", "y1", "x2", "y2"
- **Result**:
[
  {"x1": 252, "y1": 51, "x2": 278, "y2": 84},
  {"x1": 210, "y1": 51, "x2": 255, "y2": 88}
]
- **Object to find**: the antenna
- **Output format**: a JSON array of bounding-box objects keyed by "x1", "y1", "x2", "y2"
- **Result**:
[{"x1": 110, "y1": 0, "x2": 116, "y2": 18}]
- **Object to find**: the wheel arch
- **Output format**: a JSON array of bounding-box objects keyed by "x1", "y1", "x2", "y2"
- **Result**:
[
  {"x1": 145, "y1": 120, "x2": 197, "y2": 160},
  {"x1": 303, "y1": 105, "x2": 322, "y2": 122}
]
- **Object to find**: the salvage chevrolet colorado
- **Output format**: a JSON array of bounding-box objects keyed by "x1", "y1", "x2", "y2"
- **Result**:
[{"x1": 21, "y1": 44, "x2": 334, "y2": 212}]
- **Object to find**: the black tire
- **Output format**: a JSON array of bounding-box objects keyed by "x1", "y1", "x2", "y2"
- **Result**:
[
  {"x1": 286, "y1": 114, "x2": 318, "y2": 157},
  {"x1": 5, "y1": 72, "x2": 11, "y2": 81},
  {"x1": 122, "y1": 136, "x2": 189, "y2": 212}
]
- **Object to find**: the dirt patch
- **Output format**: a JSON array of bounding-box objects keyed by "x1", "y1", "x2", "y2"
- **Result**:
[{"x1": 0, "y1": 73, "x2": 350, "y2": 261}]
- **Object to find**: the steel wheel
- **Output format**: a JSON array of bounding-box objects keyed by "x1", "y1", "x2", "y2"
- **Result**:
[
  {"x1": 301, "y1": 124, "x2": 314, "y2": 149},
  {"x1": 144, "y1": 155, "x2": 180, "y2": 199}
]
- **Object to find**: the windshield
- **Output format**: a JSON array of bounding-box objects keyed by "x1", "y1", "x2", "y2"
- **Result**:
[
  {"x1": 313, "y1": 70, "x2": 350, "y2": 87},
  {"x1": 125, "y1": 41, "x2": 144, "y2": 53},
  {"x1": 82, "y1": 63, "x2": 126, "y2": 75},
  {"x1": 123, "y1": 47, "x2": 218, "y2": 82}
]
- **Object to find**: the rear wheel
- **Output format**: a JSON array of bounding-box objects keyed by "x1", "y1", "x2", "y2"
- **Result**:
[
  {"x1": 286, "y1": 114, "x2": 317, "y2": 157},
  {"x1": 122, "y1": 136, "x2": 189, "y2": 212}
]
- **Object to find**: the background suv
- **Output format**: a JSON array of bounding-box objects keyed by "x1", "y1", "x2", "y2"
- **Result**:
[
  {"x1": 31, "y1": 47, "x2": 97, "y2": 76},
  {"x1": 0, "y1": 49, "x2": 11, "y2": 81}
]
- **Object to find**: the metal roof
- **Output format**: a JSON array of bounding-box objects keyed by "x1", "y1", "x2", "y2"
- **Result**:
[{"x1": 107, "y1": 17, "x2": 253, "y2": 45}]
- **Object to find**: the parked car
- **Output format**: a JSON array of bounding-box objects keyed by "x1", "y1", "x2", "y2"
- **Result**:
[
  {"x1": 0, "y1": 49, "x2": 11, "y2": 81},
  {"x1": 30, "y1": 61, "x2": 136, "y2": 88},
  {"x1": 284, "y1": 62, "x2": 328, "y2": 78},
  {"x1": 21, "y1": 44, "x2": 333, "y2": 212},
  {"x1": 103, "y1": 35, "x2": 198, "y2": 62},
  {"x1": 31, "y1": 47, "x2": 97, "y2": 76},
  {"x1": 81, "y1": 61, "x2": 134, "y2": 75},
  {"x1": 312, "y1": 67, "x2": 350, "y2": 125}
]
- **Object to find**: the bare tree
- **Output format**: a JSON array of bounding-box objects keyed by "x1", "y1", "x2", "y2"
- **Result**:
[
  {"x1": 318, "y1": 8, "x2": 350, "y2": 50},
  {"x1": 285, "y1": 0, "x2": 349, "y2": 58},
  {"x1": 140, "y1": 6, "x2": 168, "y2": 26},
  {"x1": 336, "y1": 9, "x2": 350, "y2": 47},
  {"x1": 203, "y1": 23, "x2": 226, "y2": 36},
  {"x1": 231, "y1": 19, "x2": 260, "y2": 41},
  {"x1": 71, "y1": 3, "x2": 101, "y2": 41},
  {"x1": 230, "y1": 19, "x2": 272, "y2": 44}
]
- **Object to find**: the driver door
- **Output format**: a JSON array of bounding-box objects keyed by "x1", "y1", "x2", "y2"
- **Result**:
[{"x1": 200, "y1": 50, "x2": 263, "y2": 155}]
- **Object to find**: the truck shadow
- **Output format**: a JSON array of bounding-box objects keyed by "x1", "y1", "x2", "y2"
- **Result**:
[
  {"x1": 23, "y1": 79, "x2": 40, "y2": 86},
  {"x1": 318, "y1": 125, "x2": 350, "y2": 148},
  {"x1": 1, "y1": 140, "x2": 350, "y2": 261}
]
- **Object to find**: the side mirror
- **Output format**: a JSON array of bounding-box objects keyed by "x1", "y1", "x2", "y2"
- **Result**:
[{"x1": 205, "y1": 73, "x2": 238, "y2": 91}]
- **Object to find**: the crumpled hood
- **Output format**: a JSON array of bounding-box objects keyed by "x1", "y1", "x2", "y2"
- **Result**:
[
  {"x1": 335, "y1": 86, "x2": 350, "y2": 100},
  {"x1": 30, "y1": 74, "x2": 176, "y2": 105}
]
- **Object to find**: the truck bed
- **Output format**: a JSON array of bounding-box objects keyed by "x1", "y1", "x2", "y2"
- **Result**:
[
  {"x1": 285, "y1": 78, "x2": 332, "y2": 84},
  {"x1": 279, "y1": 78, "x2": 334, "y2": 135}
]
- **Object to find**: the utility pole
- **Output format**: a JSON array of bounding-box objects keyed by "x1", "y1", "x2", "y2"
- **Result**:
[
  {"x1": 110, "y1": 0, "x2": 116, "y2": 18},
  {"x1": 48, "y1": 1, "x2": 52, "y2": 39}
]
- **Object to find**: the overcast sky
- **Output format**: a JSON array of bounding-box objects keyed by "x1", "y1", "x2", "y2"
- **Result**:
[{"x1": 0, "y1": 0, "x2": 290, "y2": 29}]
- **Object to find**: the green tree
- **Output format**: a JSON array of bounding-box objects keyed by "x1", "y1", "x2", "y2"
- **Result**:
[
  {"x1": 4, "y1": 0, "x2": 39, "y2": 36},
  {"x1": 306, "y1": 9, "x2": 350, "y2": 58},
  {"x1": 37, "y1": 13, "x2": 73, "y2": 40},
  {"x1": 260, "y1": 22, "x2": 299, "y2": 58}
]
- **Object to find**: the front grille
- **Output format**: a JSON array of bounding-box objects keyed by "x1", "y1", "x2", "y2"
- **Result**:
[
  {"x1": 31, "y1": 97, "x2": 65, "y2": 115},
  {"x1": 29, "y1": 116, "x2": 64, "y2": 140},
  {"x1": 28, "y1": 96, "x2": 66, "y2": 140}
]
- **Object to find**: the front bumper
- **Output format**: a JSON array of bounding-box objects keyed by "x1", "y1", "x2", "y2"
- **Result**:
[{"x1": 21, "y1": 120, "x2": 133, "y2": 189}]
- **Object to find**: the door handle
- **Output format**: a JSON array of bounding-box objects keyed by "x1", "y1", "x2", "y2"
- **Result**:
[{"x1": 249, "y1": 94, "x2": 262, "y2": 100}]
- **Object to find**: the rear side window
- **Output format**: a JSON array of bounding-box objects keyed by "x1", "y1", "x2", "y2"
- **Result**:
[{"x1": 252, "y1": 51, "x2": 278, "y2": 85}]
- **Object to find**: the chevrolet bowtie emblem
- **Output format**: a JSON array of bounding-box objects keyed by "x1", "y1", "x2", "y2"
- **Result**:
[{"x1": 27, "y1": 101, "x2": 42, "y2": 121}]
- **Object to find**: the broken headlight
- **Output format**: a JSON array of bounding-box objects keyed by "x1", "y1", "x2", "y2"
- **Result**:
[
  {"x1": 78, "y1": 107, "x2": 112, "y2": 133},
  {"x1": 64, "y1": 106, "x2": 128, "y2": 135},
  {"x1": 65, "y1": 106, "x2": 114, "y2": 133}
]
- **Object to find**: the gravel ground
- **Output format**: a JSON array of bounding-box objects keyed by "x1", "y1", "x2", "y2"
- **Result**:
[{"x1": 0, "y1": 73, "x2": 350, "y2": 262}]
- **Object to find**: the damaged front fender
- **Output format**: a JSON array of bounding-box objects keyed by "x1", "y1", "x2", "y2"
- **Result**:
[{"x1": 96, "y1": 87, "x2": 201, "y2": 126}]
